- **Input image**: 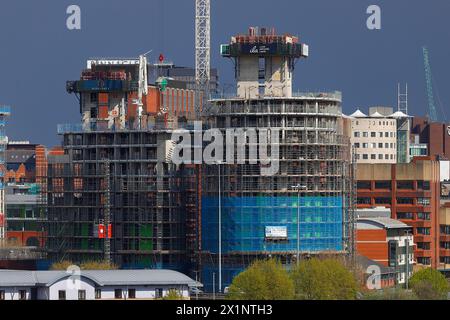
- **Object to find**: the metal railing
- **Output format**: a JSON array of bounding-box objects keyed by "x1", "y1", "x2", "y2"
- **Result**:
[
  {"x1": 57, "y1": 122, "x2": 201, "y2": 134},
  {"x1": 210, "y1": 91, "x2": 342, "y2": 101},
  {"x1": 292, "y1": 91, "x2": 342, "y2": 101}
]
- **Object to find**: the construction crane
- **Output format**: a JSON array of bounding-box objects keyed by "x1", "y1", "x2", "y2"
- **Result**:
[
  {"x1": 134, "y1": 50, "x2": 152, "y2": 129},
  {"x1": 422, "y1": 46, "x2": 438, "y2": 122},
  {"x1": 195, "y1": 0, "x2": 211, "y2": 118},
  {"x1": 0, "y1": 105, "x2": 10, "y2": 241}
]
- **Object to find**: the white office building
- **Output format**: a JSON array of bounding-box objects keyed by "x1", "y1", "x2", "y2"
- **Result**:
[
  {"x1": 0, "y1": 269, "x2": 202, "y2": 300},
  {"x1": 348, "y1": 107, "x2": 410, "y2": 164}
]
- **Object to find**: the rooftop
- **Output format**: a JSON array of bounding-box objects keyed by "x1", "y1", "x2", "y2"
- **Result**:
[
  {"x1": 211, "y1": 91, "x2": 342, "y2": 102},
  {"x1": 357, "y1": 217, "x2": 411, "y2": 230},
  {"x1": 356, "y1": 255, "x2": 395, "y2": 275},
  {"x1": 350, "y1": 109, "x2": 367, "y2": 118},
  {"x1": 0, "y1": 269, "x2": 202, "y2": 288},
  {"x1": 349, "y1": 108, "x2": 411, "y2": 119},
  {"x1": 356, "y1": 207, "x2": 411, "y2": 230}
]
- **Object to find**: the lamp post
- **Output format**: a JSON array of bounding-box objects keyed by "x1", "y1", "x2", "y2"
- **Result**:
[
  {"x1": 405, "y1": 229, "x2": 412, "y2": 290},
  {"x1": 212, "y1": 272, "x2": 216, "y2": 300},
  {"x1": 214, "y1": 160, "x2": 223, "y2": 293},
  {"x1": 291, "y1": 184, "x2": 307, "y2": 266},
  {"x1": 194, "y1": 270, "x2": 199, "y2": 300}
]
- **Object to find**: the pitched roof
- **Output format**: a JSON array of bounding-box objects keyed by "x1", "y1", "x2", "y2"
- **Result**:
[
  {"x1": 357, "y1": 217, "x2": 410, "y2": 229},
  {"x1": 356, "y1": 255, "x2": 395, "y2": 275},
  {"x1": 369, "y1": 111, "x2": 385, "y2": 118},
  {"x1": 389, "y1": 111, "x2": 411, "y2": 118},
  {"x1": 350, "y1": 109, "x2": 367, "y2": 118},
  {"x1": 0, "y1": 269, "x2": 202, "y2": 288}
]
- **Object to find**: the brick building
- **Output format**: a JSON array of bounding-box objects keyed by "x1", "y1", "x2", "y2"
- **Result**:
[
  {"x1": 356, "y1": 208, "x2": 414, "y2": 285},
  {"x1": 411, "y1": 117, "x2": 450, "y2": 159},
  {"x1": 410, "y1": 117, "x2": 450, "y2": 270},
  {"x1": 356, "y1": 255, "x2": 396, "y2": 289},
  {"x1": 356, "y1": 157, "x2": 441, "y2": 268},
  {"x1": 4, "y1": 144, "x2": 61, "y2": 248},
  {"x1": 440, "y1": 202, "x2": 450, "y2": 269}
]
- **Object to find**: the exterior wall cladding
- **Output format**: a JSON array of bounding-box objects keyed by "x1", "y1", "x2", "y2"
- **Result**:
[
  {"x1": 201, "y1": 95, "x2": 353, "y2": 291},
  {"x1": 356, "y1": 158, "x2": 441, "y2": 268}
]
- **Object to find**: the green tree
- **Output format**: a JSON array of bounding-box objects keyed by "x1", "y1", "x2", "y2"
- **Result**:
[
  {"x1": 80, "y1": 261, "x2": 119, "y2": 270},
  {"x1": 163, "y1": 289, "x2": 185, "y2": 300},
  {"x1": 290, "y1": 258, "x2": 359, "y2": 300},
  {"x1": 50, "y1": 260, "x2": 118, "y2": 270},
  {"x1": 50, "y1": 260, "x2": 76, "y2": 270},
  {"x1": 362, "y1": 287, "x2": 418, "y2": 300},
  {"x1": 409, "y1": 268, "x2": 449, "y2": 300},
  {"x1": 227, "y1": 259, "x2": 295, "y2": 300}
]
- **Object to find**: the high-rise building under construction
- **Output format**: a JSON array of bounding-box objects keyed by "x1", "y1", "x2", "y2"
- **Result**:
[
  {"x1": 200, "y1": 28, "x2": 354, "y2": 290},
  {"x1": 44, "y1": 58, "x2": 201, "y2": 272},
  {"x1": 42, "y1": 28, "x2": 355, "y2": 290}
]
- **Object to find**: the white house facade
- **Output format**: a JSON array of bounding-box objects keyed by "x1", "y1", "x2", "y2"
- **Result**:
[{"x1": 0, "y1": 269, "x2": 202, "y2": 300}]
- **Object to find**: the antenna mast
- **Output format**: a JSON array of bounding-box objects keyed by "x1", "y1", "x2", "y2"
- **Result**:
[
  {"x1": 397, "y1": 83, "x2": 408, "y2": 114},
  {"x1": 423, "y1": 47, "x2": 438, "y2": 122},
  {"x1": 195, "y1": 0, "x2": 211, "y2": 118}
]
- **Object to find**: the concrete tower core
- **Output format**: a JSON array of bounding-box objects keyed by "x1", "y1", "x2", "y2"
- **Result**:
[{"x1": 220, "y1": 27, "x2": 309, "y2": 99}]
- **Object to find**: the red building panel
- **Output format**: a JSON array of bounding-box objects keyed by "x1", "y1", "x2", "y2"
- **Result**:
[{"x1": 357, "y1": 160, "x2": 440, "y2": 268}]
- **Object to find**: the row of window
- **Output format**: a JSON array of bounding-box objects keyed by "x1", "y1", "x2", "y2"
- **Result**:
[
  {"x1": 440, "y1": 242, "x2": 450, "y2": 250},
  {"x1": 357, "y1": 197, "x2": 431, "y2": 206},
  {"x1": 354, "y1": 142, "x2": 396, "y2": 149},
  {"x1": 0, "y1": 290, "x2": 26, "y2": 300},
  {"x1": 0, "y1": 288, "x2": 175, "y2": 300},
  {"x1": 441, "y1": 225, "x2": 450, "y2": 235},
  {"x1": 354, "y1": 131, "x2": 396, "y2": 138},
  {"x1": 355, "y1": 120, "x2": 396, "y2": 126},
  {"x1": 440, "y1": 257, "x2": 450, "y2": 264},
  {"x1": 396, "y1": 212, "x2": 431, "y2": 220},
  {"x1": 59, "y1": 290, "x2": 87, "y2": 300},
  {"x1": 58, "y1": 288, "x2": 168, "y2": 300},
  {"x1": 416, "y1": 228, "x2": 431, "y2": 235},
  {"x1": 356, "y1": 154, "x2": 396, "y2": 161},
  {"x1": 416, "y1": 242, "x2": 431, "y2": 250},
  {"x1": 417, "y1": 257, "x2": 431, "y2": 265},
  {"x1": 357, "y1": 180, "x2": 431, "y2": 191}
]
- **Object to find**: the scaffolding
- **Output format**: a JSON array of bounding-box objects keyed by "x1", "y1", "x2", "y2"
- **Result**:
[
  {"x1": 42, "y1": 130, "x2": 197, "y2": 272},
  {"x1": 200, "y1": 95, "x2": 355, "y2": 290}
]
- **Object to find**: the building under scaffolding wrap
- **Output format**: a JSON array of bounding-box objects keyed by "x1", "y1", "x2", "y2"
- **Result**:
[
  {"x1": 200, "y1": 28, "x2": 355, "y2": 291},
  {"x1": 41, "y1": 29, "x2": 355, "y2": 289},
  {"x1": 44, "y1": 130, "x2": 196, "y2": 270},
  {"x1": 43, "y1": 59, "x2": 201, "y2": 273}
]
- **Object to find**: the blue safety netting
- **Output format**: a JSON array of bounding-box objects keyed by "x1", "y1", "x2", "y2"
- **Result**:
[{"x1": 202, "y1": 196, "x2": 343, "y2": 254}]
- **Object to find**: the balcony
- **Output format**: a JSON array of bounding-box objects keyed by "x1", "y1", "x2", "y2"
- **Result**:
[
  {"x1": 414, "y1": 249, "x2": 432, "y2": 258},
  {"x1": 409, "y1": 220, "x2": 432, "y2": 228},
  {"x1": 413, "y1": 235, "x2": 432, "y2": 243},
  {"x1": 439, "y1": 249, "x2": 450, "y2": 257}
]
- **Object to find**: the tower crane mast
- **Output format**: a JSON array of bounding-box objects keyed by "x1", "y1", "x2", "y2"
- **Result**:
[{"x1": 195, "y1": 0, "x2": 211, "y2": 118}]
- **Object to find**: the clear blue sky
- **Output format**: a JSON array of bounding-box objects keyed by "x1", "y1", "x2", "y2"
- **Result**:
[{"x1": 0, "y1": 0, "x2": 449, "y2": 146}]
